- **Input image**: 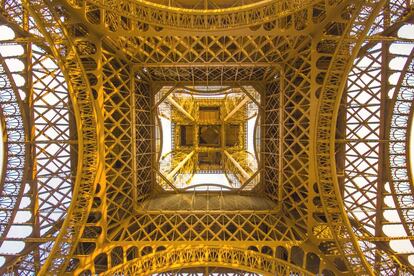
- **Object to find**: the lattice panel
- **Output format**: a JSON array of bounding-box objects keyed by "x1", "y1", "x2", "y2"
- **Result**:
[
  {"x1": 103, "y1": 51, "x2": 135, "y2": 228},
  {"x1": 313, "y1": 0, "x2": 413, "y2": 274},
  {"x1": 0, "y1": 0, "x2": 413, "y2": 274},
  {"x1": 75, "y1": 242, "x2": 339, "y2": 275},
  {"x1": 21, "y1": 1, "x2": 99, "y2": 272},
  {"x1": 134, "y1": 80, "x2": 152, "y2": 202},
  {"x1": 385, "y1": 46, "x2": 414, "y2": 273},
  {"x1": 113, "y1": 35, "x2": 288, "y2": 65},
  {"x1": 263, "y1": 79, "x2": 281, "y2": 202},
  {"x1": 0, "y1": 55, "x2": 26, "y2": 242},
  {"x1": 389, "y1": 51, "x2": 414, "y2": 234},
  {"x1": 31, "y1": 46, "x2": 73, "y2": 234},
  {"x1": 1, "y1": 38, "x2": 75, "y2": 274},
  {"x1": 345, "y1": 45, "x2": 382, "y2": 234},
  {"x1": 279, "y1": 44, "x2": 312, "y2": 232},
  {"x1": 103, "y1": 51, "x2": 153, "y2": 235},
  {"x1": 109, "y1": 212, "x2": 305, "y2": 242},
  {"x1": 82, "y1": 0, "x2": 317, "y2": 31},
  {"x1": 336, "y1": 0, "x2": 414, "y2": 272},
  {"x1": 0, "y1": 50, "x2": 29, "y2": 273},
  {"x1": 139, "y1": 66, "x2": 276, "y2": 83}
]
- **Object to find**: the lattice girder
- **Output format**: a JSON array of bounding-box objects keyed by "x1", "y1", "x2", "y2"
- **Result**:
[
  {"x1": 0, "y1": 0, "x2": 100, "y2": 274},
  {"x1": 0, "y1": 0, "x2": 414, "y2": 274}
]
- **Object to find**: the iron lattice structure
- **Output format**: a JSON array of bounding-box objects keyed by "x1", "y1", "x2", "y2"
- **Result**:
[
  {"x1": 154, "y1": 86, "x2": 260, "y2": 191},
  {"x1": 0, "y1": 0, "x2": 413, "y2": 275}
]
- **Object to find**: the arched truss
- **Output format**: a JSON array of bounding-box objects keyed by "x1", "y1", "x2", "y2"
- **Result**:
[
  {"x1": 0, "y1": 0, "x2": 99, "y2": 274},
  {"x1": 0, "y1": 25, "x2": 72, "y2": 273},
  {"x1": 68, "y1": 0, "x2": 320, "y2": 31},
  {"x1": 0, "y1": 53, "x2": 28, "y2": 261},
  {"x1": 102, "y1": 246, "x2": 312, "y2": 276},
  {"x1": 329, "y1": 5, "x2": 414, "y2": 274},
  {"x1": 141, "y1": 267, "x2": 261, "y2": 276},
  {"x1": 0, "y1": 0, "x2": 413, "y2": 275},
  {"x1": 388, "y1": 44, "x2": 414, "y2": 251},
  {"x1": 22, "y1": 1, "x2": 99, "y2": 273}
]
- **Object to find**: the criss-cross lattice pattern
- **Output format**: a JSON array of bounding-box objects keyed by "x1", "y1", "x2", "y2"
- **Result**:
[
  {"x1": 109, "y1": 212, "x2": 304, "y2": 242},
  {"x1": 0, "y1": 0, "x2": 414, "y2": 275}
]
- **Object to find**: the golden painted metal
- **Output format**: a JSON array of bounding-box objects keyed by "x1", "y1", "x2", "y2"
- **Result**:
[{"x1": 0, "y1": 0, "x2": 413, "y2": 275}]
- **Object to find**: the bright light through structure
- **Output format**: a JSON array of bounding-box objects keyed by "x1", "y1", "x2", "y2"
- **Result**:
[
  {"x1": 0, "y1": 23, "x2": 72, "y2": 268},
  {"x1": 387, "y1": 23, "x2": 414, "y2": 265},
  {"x1": 155, "y1": 86, "x2": 261, "y2": 191}
]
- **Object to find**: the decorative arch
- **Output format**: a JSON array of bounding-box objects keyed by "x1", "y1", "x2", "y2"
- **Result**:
[
  {"x1": 102, "y1": 246, "x2": 312, "y2": 276},
  {"x1": 73, "y1": 0, "x2": 315, "y2": 31}
]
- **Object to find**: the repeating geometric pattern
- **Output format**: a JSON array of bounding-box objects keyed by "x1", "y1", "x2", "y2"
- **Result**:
[
  {"x1": 102, "y1": 51, "x2": 135, "y2": 227},
  {"x1": 0, "y1": 52, "x2": 28, "y2": 270},
  {"x1": 84, "y1": 0, "x2": 318, "y2": 31},
  {"x1": 338, "y1": 1, "x2": 414, "y2": 273},
  {"x1": 315, "y1": 0, "x2": 413, "y2": 274},
  {"x1": 0, "y1": 12, "x2": 75, "y2": 273},
  {"x1": 110, "y1": 212, "x2": 304, "y2": 242},
  {"x1": 0, "y1": 0, "x2": 413, "y2": 275},
  {"x1": 388, "y1": 46, "x2": 414, "y2": 258},
  {"x1": 277, "y1": 42, "x2": 312, "y2": 232},
  {"x1": 103, "y1": 246, "x2": 313, "y2": 276},
  {"x1": 101, "y1": 50, "x2": 153, "y2": 233},
  {"x1": 152, "y1": 268, "x2": 260, "y2": 276},
  {"x1": 8, "y1": 0, "x2": 99, "y2": 273},
  {"x1": 344, "y1": 46, "x2": 382, "y2": 234}
]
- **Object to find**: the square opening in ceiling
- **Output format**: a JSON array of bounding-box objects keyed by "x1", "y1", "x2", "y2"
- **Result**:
[
  {"x1": 199, "y1": 125, "x2": 221, "y2": 146},
  {"x1": 155, "y1": 86, "x2": 261, "y2": 191},
  {"x1": 180, "y1": 125, "x2": 194, "y2": 146},
  {"x1": 225, "y1": 124, "x2": 240, "y2": 147},
  {"x1": 198, "y1": 151, "x2": 222, "y2": 170},
  {"x1": 199, "y1": 106, "x2": 220, "y2": 122}
]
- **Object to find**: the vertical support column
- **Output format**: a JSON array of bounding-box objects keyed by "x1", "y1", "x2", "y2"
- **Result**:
[
  {"x1": 263, "y1": 77, "x2": 280, "y2": 201},
  {"x1": 221, "y1": 106, "x2": 226, "y2": 177},
  {"x1": 278, "y1": 70, "x2": 285, "y2": 203},
  {"x1": 77, "y1": 34, "x2": 104, "y2": 274},
  {"x1": 255, "y1": 83, "x2": 265, "y2": 190},
  {"x1": 22, "y1": 1, "x2": 39, "y2": 272},
  {"x1": 150, "y1": 83, "x2": 157, "y2": 192},
  {"x1": 336, "y1": 94, "x2": 347, "y2": 195},
  {"x1": 131, "y1": 68, "x2": 138, "y2": 211},
  {"x1": 134, "y1": 78, "x2": 153, "y2": 199},
  {"x1": 375, "y1": 0, "x2": 390, "y2": 270},
  {"x1": 309, "y1": 37, "x2": 319, "y2": 232},
  {"x1": 194, "y1": 100, "x2": 199, "y2": 166}
]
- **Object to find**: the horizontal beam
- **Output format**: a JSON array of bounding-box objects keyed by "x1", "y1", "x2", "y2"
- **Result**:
[
  {"x1": 224, "y1": 150, "x2": 250, "y2": 180},
  {"x1": 135, "y1": 62, "x2": 280, "y2": 69},
  {"x1": 167, "y1": 96, "x2": 195, "y2": 122},
  {"x1": 358, "y1": 235, "x2": 414, "y2": 242},
  {"x1": 224, "y1": 96, "x2": 250, "y2": 122},
  {"x1": 167, "y1": 150, "x2": 195, "y2": 179}
]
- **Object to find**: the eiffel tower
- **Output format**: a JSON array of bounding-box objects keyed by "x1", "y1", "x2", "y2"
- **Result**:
[{"x1": 0, "y1": 0, "x2": 414, "y2": 275}]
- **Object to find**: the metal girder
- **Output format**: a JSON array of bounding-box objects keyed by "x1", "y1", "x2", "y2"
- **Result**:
[
  {"x1": 103, "y1": 246, "x2": 313, "y2": 276},
  {"x1": 167, "y1": 150, "x2": 195, "y2": 179},
  {"x1": 224, "y1": 150, "x2": 250, "y2": 180},
  {"x1": 0, "y1": 0, "x2": 414, "y2": 275},
  {"x1": 76, "y1": 0, "x2": 321, "y2": 31},
  {"x1": 167, "y1": 96, "x2": 195, "y2": 122},
  {"x1": 223, "y1": 96, "x2": 249, "y2": 122}
]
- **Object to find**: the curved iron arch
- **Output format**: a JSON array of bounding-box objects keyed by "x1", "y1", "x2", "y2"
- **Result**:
[{"x1": 103, "y1": 246, "x2": 313, "y2": 276}]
